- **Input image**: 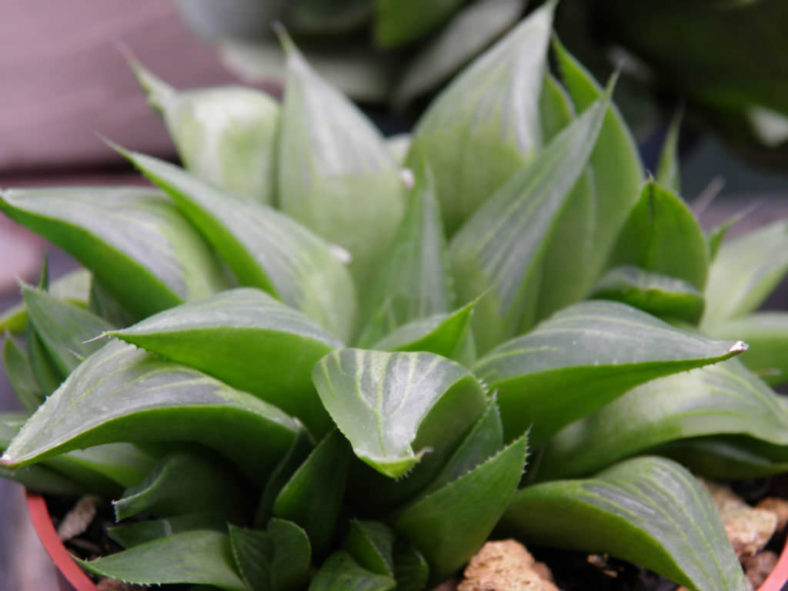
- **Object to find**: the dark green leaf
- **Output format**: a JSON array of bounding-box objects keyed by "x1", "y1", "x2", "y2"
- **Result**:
[
  {"x1": 607, "y1": 181, "x2": 709, "y2": 291},
  {"x1": 26, "y1": 327, "x2": 63, "y2": 393},
  {"x1": 344, "y1": 520, "x2": 395, "y2": 576},
  {"x1": 392, "y1": 540, "x2": 429, "y2": 591},
  {"x1": 450, "y1": 94, "x2": 609, "y2": 353},
  {"x1": 3, "y1": 337, "x2": 43, "y2": 412},
  {"x1": 309, "y1": 551, "x2": 396, "y2": 591},
  {"x1": 89, "y1": 278, "x2": 136, "y2": 328},
  {"x1": 393, "y1": 435, "x2": 527, "y2": 583},
  {"x1": 374, "y1": 0, "x2": 464, "y2": 49},
  {"x1": 408, "y1": 1, "x2": 555, "y2": 234},
  {"x1": 286, "y1": 0, "x2": 372, "y2": 34},
  {"x1": 590, "y1": 265, "x2": 705, "y2": 324},
  {"x1": 1, "y1": 341, "x2": 301, "y2": 484},
  {"x1": 119, "y1": 148, "x2": 358, "y2": 343},
  {"x1": 109, "y1": 288, "x2": 341, "y2": 435},
  {"x1": 0, "y1": 187, "x2": 227, "y2": 319},
  {"x1": 502, "y1": 456, "x2": 747, "y2": 591},
  {"x1": 273, "y1": 430, "x2": 350, "y2": 555},
  {"x1": 313, "y1": 349, "x2": 488, "y2": 478},
  {"x1": 78, "y1": 530, "x2": 246, "y2": 591},
  {"x1": 108, "y1": 513, "x2": 228, "y2": 548},
  {"x1": 656, "y1": 112, "x2": 682, "y2": 194},
  {"x1": 474, "y1": 301, "x2": 747, "y2": 443}
]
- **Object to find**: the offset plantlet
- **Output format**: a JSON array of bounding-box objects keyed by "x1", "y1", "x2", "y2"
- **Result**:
[{"x1": 1, "y1": 12, "x2": 786, "y2": 591}]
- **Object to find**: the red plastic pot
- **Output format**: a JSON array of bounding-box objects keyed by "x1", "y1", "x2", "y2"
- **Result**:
[{"x1": 26, "y1": 490, "x2": 788, "y2": 591}]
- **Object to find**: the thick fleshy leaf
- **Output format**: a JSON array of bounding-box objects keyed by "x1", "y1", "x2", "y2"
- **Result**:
[
  {"x1": 374, "y1": 0, "x2": 464, "y2": 49},
  {"x1": 0, "y1": 268, "x2": 91, "y2": 335},
  {"x1": 449, "y1": 95, "x2": 608, "y2": 353},
  {"x1": 408, "y1": 2, "x2": 554, "y2": 234},
  {"x1": 656, "y1": 112, "x2": 682, "y2": 194},
  {"x1": 502, "y1": 457, "x2": 747, "y2": 591},
  {"x1": 394, "y1": 0, "x2": 526, "y2": 105},
  {"x1": 132, "y1": 60, "x2": 280, "y2": 204},
  {"x1": 229, "y1": 519, "x2": 311, "y2": 591},
  {"x1": 370, "y1": 302, "x2": 475, "y2": 365},
  {"x1": 356, "y1": 158, "x2": 451, "y2": 347},
  {"x1": 279, "y1": 36, "x2": 405, "y2": 284},
  {"x1": 607, "y1": 181, "x2": 709, "y2": 291},
  {"x1": 1, "y1": 341, "x2": 300, "y2": 484},
  {"x1": 78, "y1": 530, "x2": 246, "y2": 591},
  {"x1": 344, "y1": 520, "x2": 395, "y2": 576},
  {"x1": 312, "y1": 349, "x2": 488, "y2": 478},
  {"x1": 393, "y1": 540, "x2": 430, "y2": 591},
  {"x1": 0, "y1": 187, "x2": 227, "y2": 319},
  {"x1": 706, "y1": 313, "x2": 788, "y2": 385},
  {"x1": 23, "y1": 284, "x2": 113, "y2": 375},
  {"x1": 590, "y1": 266, "x2": 705, "y2": 324},
  {"x1": 310, "y1": 551, "x2": 396, "y2": 591},
  {"x1": 109, "y1": 288, "x2": 341, "y2": 435},
  {"x1": 702, "y1": 220, "x2": 788, "y2": 328},
  {"x1": 113, "y1": 452, "x2": 251, "y2": 522},
  {"x1": 273, "y1": 430, "x2": 350, "y2": 555},
  {"x1": 3, "y1": 337, "x2": 43, "y2": 412},
  {"x1": 109, "y1": 513, "x2": 228, "y2": 548},
  {"x1": 552, "y1": 37, "x2": 644, "y2": 275},
  {"x1": 26, "y1": 327, "x2": 63, "y2": 393},
  {"x1": 119, "y1": 148, "x2": 357, "y2": 342},
  {"x1": 539, "y1": 359, "x2": 788, "y2": 480},
  {"x1": 474, "y1": 301, "x2": 747, "y2": 443},
  {"x1": 393, "y1": 435, "x2": 527, "y2": 582},
  {"x1": 255, "y1": 431, "x2": 313, "y2": 528}
]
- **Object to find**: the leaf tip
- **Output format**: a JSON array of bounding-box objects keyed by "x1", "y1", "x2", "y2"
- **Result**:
[
  {"x1": 272, "y1": 22, "x2": 297, "y2": 56},
  {"x1": 0, "y1": 452, "x2": 14, "y2": 467},
  {"x1": 729, "y1": 340, "x2": 749, "y2": 354}
]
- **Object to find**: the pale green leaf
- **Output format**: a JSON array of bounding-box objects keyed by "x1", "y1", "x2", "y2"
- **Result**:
[
  {"x1": 502, "y1": 456, "x2": 747, "y2": 591},
  {"x1": 474, "y1": 301, "x2": 747, "y2": 443},
  {"x1": 656, "y1": 112, "x2": 682, "y2": 194},
  {"x1": 312, "y1": 349, "x2": 488, "y2": 478}
]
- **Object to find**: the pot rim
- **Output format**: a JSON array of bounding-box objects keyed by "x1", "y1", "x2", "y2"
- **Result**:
[{"x1": 25, "y1": 490, "x2": 788, "y2": 591}]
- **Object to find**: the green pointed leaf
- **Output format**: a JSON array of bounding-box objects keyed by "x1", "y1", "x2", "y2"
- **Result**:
[
  {"x1": 703, "y1": 220, "x2": 788, "y2": 328},
  {"x1": 255, "y1": 431, "x2": 313, "y2": 528},
  {"x1": 356, "y1": 158, "x2": 451, "y2": 347},
  {"x1": 23, "y1": 284, "x2": 113, "y2": 375},
  {"x1": 3, "y1": 337, "x2": 43, "y2": 412},
  {"x1": 394, "y1": 0, "x2": 526, "y2": 105},
  {"x1": 0, "y1": 268, "x2": 91, "y2": 335},
  {"x1": 26, "y1": 327, "x2": 63, "y2": 392},
  {"x1": 114, "y1": 452, "x2": 251, "y2": 522},
  {"x1": 109, "y1": 513, "x2": 228, "y2": 548},
  {"x1": 408, "y1": 2, "x2": 554, "y2": 234},
  {"x1": 109, "y1": 288, "x2": 341, "y2": 435},
  {"x1": 279, "y1": 38, "x2": 405, "y2": 284},
  {"x1": 374, "y1": 0, "x2": 464, "y2": 49},
  {"x1": 553, "y1": 37, "x2": 644, "y2": 275},
  {"x1": 1, "y1": 341, "x2": 300, "y2": 483},
  {"x1": 370, "y1": 302, "x2": 476, "y2": 365},
  {"x1": 0, "y1": 187, "x2": 227, "y2": 319},
  {"x1": 540, "y1": 359, "x2": 788, "y2": 480},
  {"x1": 310, "y1": 551, "x2": 396, "y2": 591},
  {"x1": 313, "y1": 349, "x2": 488, "y2": 478},
  {"x1": 89, "y1": 276, "x2": 138, "y2": 329},
  {"x1": 474, "y1": 301, "x2": 747, "y2": 444},
  {"x1": 78, "y1": 530, "x2": 246, "y2": 591},
  {"x1": 706, "y1": 312, "x2": 788, "y2": 385},
  {"x1": 132, "y1": 60, "x2": 280, "y2": 204},
  {"x1": 656, "y1": 112, "x2": 682, "y2": 194},
  {"x1": 344, "y1": 520, "x2": 395, "y2": 576},
  {"x1": 449, "y1": 95, "x2": 609, "y2": 353},
  {"x1": 392, "y1": 540, "x2": 429, "y2": 591},
  {"x1": 502, "y1": 456, "x2": 747, "y2": 591},
  {"x1": 119, "y1": 147, "x2": 357, "y2": 342},
  {"x1": 590, "y1": 266, "x2": 705, "y2": 324},
  {"x1": 607, "y1": 181, "x2": 709, "y2": 291},
  {"x1": 273, "y1": 430, "x2": 350, "y2": 555},
  {"x1": 393, "y1": 434, "x2": 527, "y2": 582},
  {"x1": 706, "y1": 205, "x2": 755, "y2": 263},
  {"x1": 229, "y1": 519, "x2": 311, "y2": 591}
]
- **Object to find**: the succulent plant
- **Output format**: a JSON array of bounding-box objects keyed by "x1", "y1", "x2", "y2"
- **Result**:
[{"x1": 1, "y1": 5, "x2": 787, "y2": 590}]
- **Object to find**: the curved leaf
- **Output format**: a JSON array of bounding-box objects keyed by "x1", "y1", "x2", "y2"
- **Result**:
[
  {"x1": 450, "y1": 93, "x2": 608, "y2": 353},
  {"x1": 279, "y1": 36, "x2": 405, "y2": 284},
  {"x1": 285, "y1": 0, "x2": 372, "y2": 34},
  {"x1": 0, "y1": 187, "x2": 226, "y2": 319},
  {"x1": 607, "y1": 181, "x2": 709, "y2": 291},
  {"x1": 392, "y1": 434, "x2": 527, "y2": 583},
  {"x1": 502, "y1": 456, "x2": 747, "y2": 591},
  {"x1": 132, "y1": 60, "x2": 280, "y2": 204},
  {"x1": 312, "y1": 349, "x2": 488, "y2": 478},
  {"x1": 540, "y1": 359, "x2": 788, "y2": 480},
  {"x1": 344, "y1": 520, "x2": 395, "y2": 576},
  {"x1": 310, "y1": 551, "x2": 396, "y2": 591},
  {"x1": 656, "y1": 112, "x2": 682, "y2": 194},
  {"x1": 474, "y1": 301, "x2": 747, "y2": 443},
  {"x1": 119, "y1": 148, "x2": 357, "y2": 342},
  {"x1": 109, "y1": 288, "x2": 341, "y2": 435},
  {"x1": 78, "y1": 530, "x2": 246, "y2": 591},
  {"x1": 590, "y1": 265, "x2": 705, "y2": 324},
  {"x1": 408, "y1": 1, "x2": 555, "y2": 234},
  {"x1": 374, "y1": 0, "x2": 464, "y2": 49},
  {"x1": 3, "y1": 337, "x2": 43, "y2": 412},
  {"x1": 1, "y1": 341, "x2": 300, "y2": 484},
  {"x1": 109, "y1": 513, "x2": 228, "y2": 549}
]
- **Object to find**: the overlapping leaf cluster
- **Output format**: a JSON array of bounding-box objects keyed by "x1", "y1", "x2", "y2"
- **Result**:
[{"x1": 1, "y1": 6, "x2": 786, "y2": 590}]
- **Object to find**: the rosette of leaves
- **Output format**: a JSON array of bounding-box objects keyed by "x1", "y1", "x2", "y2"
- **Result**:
[{"x1": 0, "y1": 7, "x2": 785, "y2": 590}]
